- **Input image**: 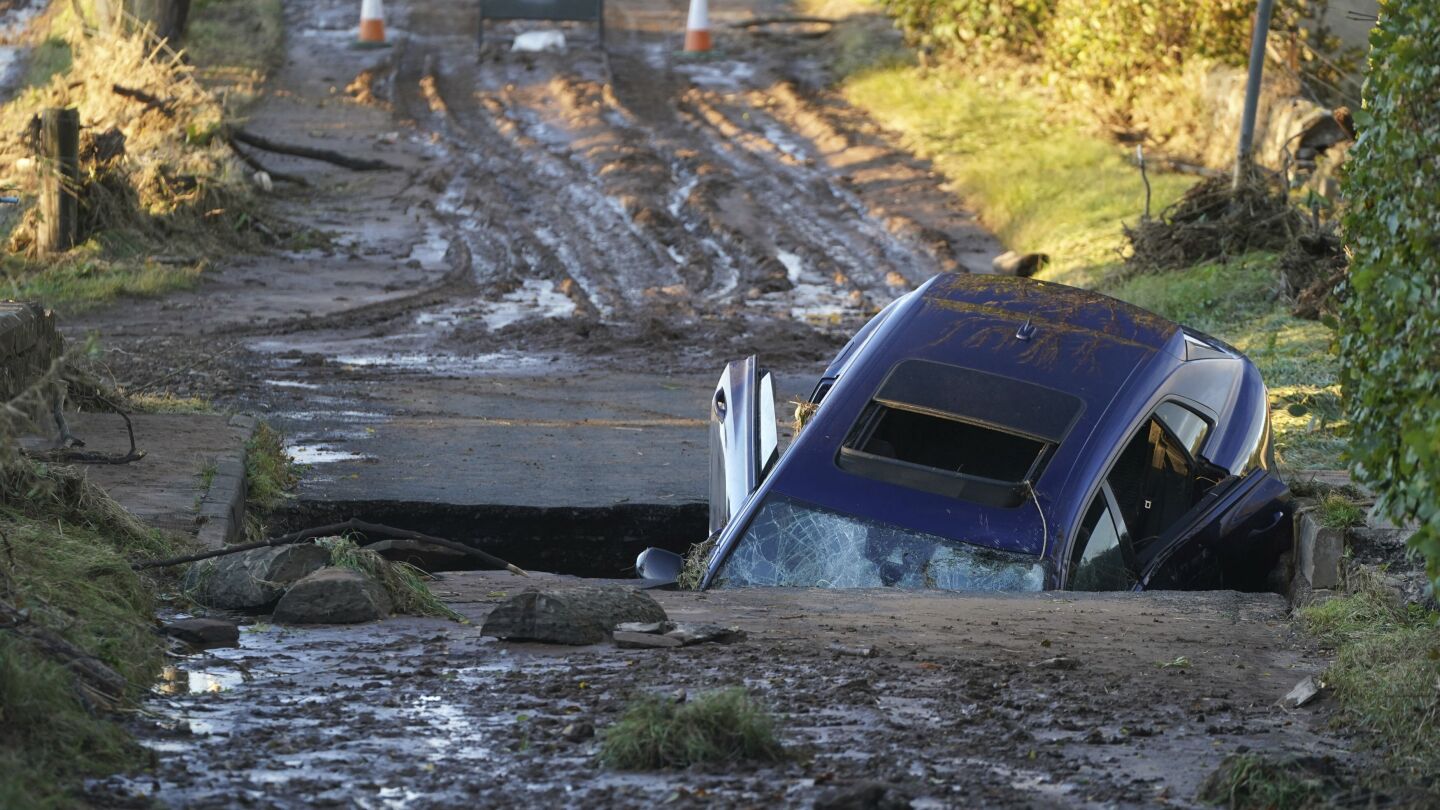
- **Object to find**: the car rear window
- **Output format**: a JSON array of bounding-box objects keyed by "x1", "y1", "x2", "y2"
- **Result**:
[{"x1": 836, "y1": 360, "x2": 1082, "y2": 507}]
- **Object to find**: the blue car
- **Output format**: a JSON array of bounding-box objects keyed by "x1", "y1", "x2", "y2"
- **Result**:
[{"x1": 639, "y1": 273, "x2": 1292, "y2": 592}]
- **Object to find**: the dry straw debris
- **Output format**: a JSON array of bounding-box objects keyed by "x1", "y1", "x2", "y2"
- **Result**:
[{"x1": 0, "y1": 26, "x2": 262, "y2": 257}]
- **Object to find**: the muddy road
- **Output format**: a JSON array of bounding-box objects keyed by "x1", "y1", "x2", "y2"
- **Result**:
[{"x1": 64, "y1": 0, "x2": 1364, "y2": 806}]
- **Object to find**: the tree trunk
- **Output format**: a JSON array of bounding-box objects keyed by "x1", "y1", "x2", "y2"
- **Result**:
[{"x1": 90, "y1": 0, "x2": 191, "y2": 43}]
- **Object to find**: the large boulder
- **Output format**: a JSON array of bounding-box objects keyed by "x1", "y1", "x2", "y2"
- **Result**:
[
  {"x1": 183, "y1": 544, "x2": 329, "y2": 612},
  {"x1": 482, "y1": 586, "x2": 667, "y2": 645},
  {"x1": 273, "y1": 568, "x2": 391, "y2": 625}
]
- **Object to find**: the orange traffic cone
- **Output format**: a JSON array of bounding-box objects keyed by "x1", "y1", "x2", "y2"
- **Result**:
[
  {"x1": 684, "y1": 0, "x2": 711, "y2": 52},
  {"x1": 358, "y1": 0, "x2": 386, "y2": 45}
]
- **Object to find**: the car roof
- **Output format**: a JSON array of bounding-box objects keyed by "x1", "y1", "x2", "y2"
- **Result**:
[{"x1": 756, "y1": 273, "x2": 1188, "y2": 561}]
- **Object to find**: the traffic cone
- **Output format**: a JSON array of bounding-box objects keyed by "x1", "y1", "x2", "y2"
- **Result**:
[
  {"x1": 358, "y1": 0, "x2": 386, "y2": 46},
  {"x1": 683, "y1": 0, "x2": 711, "y2": 52}
]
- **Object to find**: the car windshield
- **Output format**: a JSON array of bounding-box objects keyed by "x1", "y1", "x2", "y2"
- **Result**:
[{"x1": 711, "y1": 493, "x2": 1046, "y2": 591}]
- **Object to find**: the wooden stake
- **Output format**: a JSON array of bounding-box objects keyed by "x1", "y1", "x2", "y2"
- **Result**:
[{"x1": 37, "y1": 108, "x2": 80, "y2": 256}]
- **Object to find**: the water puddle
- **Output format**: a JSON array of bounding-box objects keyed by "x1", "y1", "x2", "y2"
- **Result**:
[
  {"x1": 156, "y1": 665, "x2": 246, "y2": 696},
  {"x1": 287, "y1": 444, "x2": 371, "y2": 464}
]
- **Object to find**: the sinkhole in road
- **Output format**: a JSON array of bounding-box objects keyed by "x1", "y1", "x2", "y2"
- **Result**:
[{"x1": 272, "y1": 500, "x2": 707, "y2": 578}]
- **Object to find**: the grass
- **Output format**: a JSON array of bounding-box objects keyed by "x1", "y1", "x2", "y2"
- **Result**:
[
  {"x1": 0, "y1": 462, "x2": 187, "y2": 807},
  {"x1": 599, "y1": 687, "x2": 786, "y2": 770},
  {"x1": 127, "y1": 392, "x2": 214, "y2": 414},
  {"x1": 1197, "y1": 753, "x2": 1329, "y2": 809},
  {"x1": 1316, "y1": 492, "x2": 1365, "y2": 530},
  {"x1": 1299, "y1": 572, "x2": 1440, "y2": 779},
  {"x1": 185, "y1": 0, "x2": 285, "y2": 113},
  {"x1": 319, "y1": 535, "x2": 464, "y2": 622},
  {"x1": 244, "y1": 422, "x2": 299, "y2": 514}
]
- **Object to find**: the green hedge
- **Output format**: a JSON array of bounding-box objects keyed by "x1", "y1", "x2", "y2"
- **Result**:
[
  {"x1": 882, "y1": 0, "x2": 1344, "y2": 106},
  {"x1": 1340, "y1": 0, "x2": 1440, "y2": 584}
]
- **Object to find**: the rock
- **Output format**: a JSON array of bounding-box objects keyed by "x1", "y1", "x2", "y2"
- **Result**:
[
  {"x1": 615, "y1": 631, "x2": 683, "y2": 649},
  {"x1": 1295, "y1": 508, "x2": 1344, "y2": 590},
  {"x1": 482, "y1": 586, "x2": 667, "y2": 645},
  {"x1": 182, "y1": 545, "x2": 330, "y2": 612},
  {"x1": 992, "y1": 250, "x2": 1050, "y2": 278},
  {"x1": 163, "y1": 618, "x2": 240, "y2": 647},
  {"x1": 828, "y1": 643, "x2": 876, "y2": 658},
  {"x1": 272, "y1": 568, "x2": 391, "y2": 625},
  {"x1": 814, "y1": 781, "x2": 912, "y2": 810},
  {"x1": 664, "y1": 623, "x2": 746, "y2": 646},
  {"x1": 561, "y1": 721, "x2": 594, "y2": 742},
  {"x1": 1279, "y1": 675, "x2": 1320, "y2": 709}
]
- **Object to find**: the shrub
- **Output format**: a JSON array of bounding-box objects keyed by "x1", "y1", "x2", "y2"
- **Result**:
[
  {"x1": 882, "y1": 0, "x2": 1055, "y2": 59},
  {"x1": 1340, "y1": 0, "x2": 1440, "y2": 585}
]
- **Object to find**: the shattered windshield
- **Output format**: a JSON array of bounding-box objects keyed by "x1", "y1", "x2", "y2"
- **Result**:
[{"x1": 712, "y1": 494, "x2": 1046, "y2": 591}]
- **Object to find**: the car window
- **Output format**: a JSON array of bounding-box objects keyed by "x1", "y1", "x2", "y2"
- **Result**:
[
  {"x1": 1105, "y1": 416, "x2": 1200, "y2": 558},
  {"x1": 1069, "y1": 492, "x2": 1135, "y2": 591},
  {"x1": 1154, "y1": 401, "x2": 1209, "y2": 459}
]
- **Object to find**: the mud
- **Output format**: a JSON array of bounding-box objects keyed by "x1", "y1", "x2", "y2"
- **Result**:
[{"x1": 88, "y1": 574, "x2": 1353, "y2": 808}]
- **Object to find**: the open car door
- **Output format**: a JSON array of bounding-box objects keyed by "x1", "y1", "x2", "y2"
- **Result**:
[
  {"x1": 709, "y1": 356, "x2": 779, "y2": 536},
  {"x1": 1137, "y1": 469, "x2": 1291, "y2": 591}
]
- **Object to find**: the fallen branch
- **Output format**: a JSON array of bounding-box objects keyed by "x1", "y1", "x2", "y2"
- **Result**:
[
  {"x1": 23, "y1": 390, "x2": 145, "y2": 465},
  {"x1": 730, "y1": 16, "x2": 835, "y2": 38},
  {"x1": 111, "y1": 84, "x2": 176, "y2": 117},
  {"x1": 0, "y1": 598, "x2": 127, "y2": 712},
  {"x1": 230, "y1": 129, "x2": 397, "y2": 172},
  {"x1": 132, "y1": 519, "x2": 528, "y2": 577},
  {"x1": 227, "y1": 138, "x2": 311, "y2": 187}
]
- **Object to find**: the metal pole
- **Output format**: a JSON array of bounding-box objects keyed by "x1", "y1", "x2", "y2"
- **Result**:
[{"x1": 1234, "y1": 0, "x2": 1277, "y2": 188}]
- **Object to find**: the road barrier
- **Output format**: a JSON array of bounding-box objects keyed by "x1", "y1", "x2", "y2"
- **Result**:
[
  {"x1": 478, "y1": 0, "x2": 605, "y2": 51},
  {"x1": 358, "y1": 0, "x2": 386, "y2": 46},
  {"x1": 684, "y1": 0, "x2": 711, "y2": 52}
]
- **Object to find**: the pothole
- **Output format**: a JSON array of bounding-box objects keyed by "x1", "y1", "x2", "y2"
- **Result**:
[{"x1": 271, "y1": 500, "x2": 706, "y2": 577}]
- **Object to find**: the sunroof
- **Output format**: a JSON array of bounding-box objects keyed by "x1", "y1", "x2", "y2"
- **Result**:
[{"x1": 835, "y1": 360, "x2": 1082, "y2": 507}]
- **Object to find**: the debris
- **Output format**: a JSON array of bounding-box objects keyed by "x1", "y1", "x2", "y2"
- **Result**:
[
  {"x1": 1159, "y1": 655, "x2": 1191, "y2": 669},
  {"x1": 992, "y1": 250, "x2": 1049, "y2": 278},
  {"x1": 1031, "y1": 656, "x2": 1079, "y2": 670},
  {"x1": 614, "y1": 631, "x2": 683, "y2": 649},
  {"x1": 1279, "y1": 675, "x2": 1321, "y2": 709},
  {"x1": 136, "y1": 519, "x2": 526, "y2": 577},
  {"x1": 1123, "y1": 174, "x2": 1303, "y2": 273},
  {"x1": 182, "y1": 544, "x2": 330, "y2": 612},
  {"x1": 664, "y1": 622, "x2": 746, "y2": 646},
  {"x1": 511, "y1": 31, "x2": 567, "y2": 53},
  {"x1": 162, "y1": 617, "x2": 240, "y2": 647},
  {"x1": 482, "y1": 586, "x2": 667, "y2": 645},
  {"x1": 615, "y1": 621, "x2": 670, "y2": 634},
  {"x1": 828, "y1": 643, "x2": 876, "y2": 658},
  {"x1": 229, "y1": 128, "x2": 397, "y2": 172},
  {"x1": 1279, "y1": 231, "x2": 1347, "y2": 320},
  {"x1": 813, "y1": 781, "x2": 913, "y2": 810},
  {"x1": 272, "y1": 567, "x2": 392, "y2": 625}
]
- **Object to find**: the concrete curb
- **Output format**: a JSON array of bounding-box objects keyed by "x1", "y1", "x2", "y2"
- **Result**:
[{"x1": 194, "y1": 414, "x2": 258, "y2": 550}]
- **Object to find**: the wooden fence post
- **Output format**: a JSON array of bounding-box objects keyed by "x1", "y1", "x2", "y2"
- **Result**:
[{"x1": 37, "y1": 108, "x2": 80, "y2": 256}]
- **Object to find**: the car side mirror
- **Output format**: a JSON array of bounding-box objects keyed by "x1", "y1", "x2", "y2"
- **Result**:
[{"x1": 635, "y1": 547, "x2": 685, "y2": 583}]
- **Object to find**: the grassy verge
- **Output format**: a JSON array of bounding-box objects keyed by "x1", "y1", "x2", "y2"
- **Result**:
[
  {"x1": 0, "y1": 0, "x2": 285, "y2": 311},
  {"x1": 1299, "y1": 573, "x2": 1440, "y2": 781},
  {"x1": 815, "y1": 3, "x2": 1344, "y2": 474},
  {"x1": 0, "y1": 463, "x2": 186, "y2": 808}
]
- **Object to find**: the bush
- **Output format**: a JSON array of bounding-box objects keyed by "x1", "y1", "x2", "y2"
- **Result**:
[
  {"x1": 882, "y1": 0, "x2": 1055, "y2": 59},
  {"x1": 1340, "y1": 0, "x2": 1440, "y2": 586},
  {"x1": 881, "y1": 0, "x2": 1349, "y2": 109}
]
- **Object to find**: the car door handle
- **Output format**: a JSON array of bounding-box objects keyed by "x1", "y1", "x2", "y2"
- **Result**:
[{"x1": 1247, "y1": 510, "x2": 1285, "y2": 537}]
